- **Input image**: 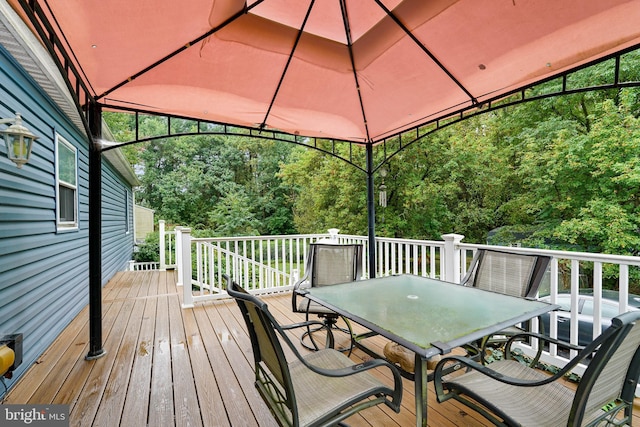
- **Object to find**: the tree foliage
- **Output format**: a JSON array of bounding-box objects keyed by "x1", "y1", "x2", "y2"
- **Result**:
[{"x1": 102, "y1": 113, "x2": 297, "y2": 236}]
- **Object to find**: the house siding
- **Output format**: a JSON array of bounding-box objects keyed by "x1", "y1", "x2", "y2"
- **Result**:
[
  {"x1": 102, "y1": 163, "x2": 135, "y2": 280},
  {"x1": 0, "y1": 45, "x2": 134, "y2": 394}
]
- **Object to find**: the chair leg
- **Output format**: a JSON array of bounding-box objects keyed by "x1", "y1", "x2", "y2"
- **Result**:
[
  {"x1": 300, "y1": 322, "x2": 328, "y2": 351},
  {"x1": 322, "y1": 315, "x2": 354, "y2": 355},
  {"x1": 299, "y1": 315, "x2": 354, "y2": 355},
  {"x1": 336, "y1": 316, "x2": 354, "y2": 356}
]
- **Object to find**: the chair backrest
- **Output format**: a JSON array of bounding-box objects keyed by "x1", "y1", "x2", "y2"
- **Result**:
[
  {"x1": 225, "y1": 277, "x2": 298, "y2": 424},
  {"x1": 570, "y1": 310, "x2": 640, "y2": 425},
  {"x1": 461, "y1": 249, "x2": 551, "y2": 298},
  {"x1": 308, "y1": 243, "x2": 363, "y2": 287}
]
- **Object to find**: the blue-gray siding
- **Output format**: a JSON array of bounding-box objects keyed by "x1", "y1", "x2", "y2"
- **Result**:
[
  {"x1": 0, "y1": 45, "x2": 134, "y2": 394},
  {"x1": 102, "y1": 162, "x2": 135, "y2": 279}
]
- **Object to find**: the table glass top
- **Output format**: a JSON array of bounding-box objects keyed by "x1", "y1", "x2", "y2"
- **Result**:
[{"x1": 305, "y1": 274, "x2": 556, "y2": 356}]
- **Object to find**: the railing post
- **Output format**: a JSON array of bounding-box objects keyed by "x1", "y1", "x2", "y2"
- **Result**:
[
  {"x1": 441, "y1": 233, "x2": 464, "y2": 283},
  {"x1": 159, "y1": 220, "x2": 166, "y2": 271},
  {"x1": 181, "y1": 228, "x2": 194, "y2": 308},
  {"x1": 175, "y1": 226, "x2": 183, "y2": 287}
]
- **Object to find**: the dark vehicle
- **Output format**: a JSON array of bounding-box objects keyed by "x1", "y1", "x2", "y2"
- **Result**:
[{"x1": 539, "y1": 290, "x2": 640, "y2": 347}]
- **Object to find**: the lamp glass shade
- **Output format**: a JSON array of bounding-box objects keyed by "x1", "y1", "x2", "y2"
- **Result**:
[
  {"x1": 1, "y1": 117, "x2": 37, "y2": 168},
  {"x1": 4, "y1": 133, "x2": 34, "y2": 168}
]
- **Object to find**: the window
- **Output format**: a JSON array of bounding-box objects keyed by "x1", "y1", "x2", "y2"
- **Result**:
[{"x1": 56, "y1": 135, "x2": 78, "y2": 230}]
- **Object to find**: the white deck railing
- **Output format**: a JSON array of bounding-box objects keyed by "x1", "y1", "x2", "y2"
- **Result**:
[
  {"x1": 128, "y1": 261, "x2": 159, "y2": 271},
  {"x1": 158, "y1": 220, "x2": 176, "y2": 270},
  {"x1": 166, "y1": 228, "x2": 450, "y2": 306},
  {"x1": 158, "y1": 224, "x2": 640, "y2": 380}
]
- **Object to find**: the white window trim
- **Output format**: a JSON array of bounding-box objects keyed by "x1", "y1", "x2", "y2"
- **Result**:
[
  {"x1": 55, "y1": 134, "x2": 79, "y2": 232},
  {"x1": 125, "y1": 189, "x2": 131, "y2": 234}
]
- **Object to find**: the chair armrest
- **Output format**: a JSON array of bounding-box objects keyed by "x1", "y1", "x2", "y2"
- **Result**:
[
  {"x1": 305, "y1": 352, "x2": 400, "y2": 378},
  {"x1": 504, "y1": 330, "x2": 584, "y2": 355},
  {"x1": 435, "y1": 331, "x2": 593, "y2": 394},
  {"x1": 293, "y1": 280, "x2": 309, "y2": 292},
  {"x1": 291, "y1": 274, "x2": 310, "y2": 312},
  {"x1": 434, "y1": 355, "x2": 567, "y2": 389},
  {"x1": 437, "y1": 317, "x2": 617, "y2": 398},
  {"x1": 281, "y1": 319, "x2": 327, "y2": 331}
]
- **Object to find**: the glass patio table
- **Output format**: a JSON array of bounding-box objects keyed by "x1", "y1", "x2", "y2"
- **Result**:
[{"x1": 301, "y1": 274, "x2": 558, "y2": 427}]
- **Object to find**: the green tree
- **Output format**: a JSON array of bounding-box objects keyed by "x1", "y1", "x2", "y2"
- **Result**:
[
  {"x1": 232, "y1": 137, "x2": 297, "y2": 235},
  {"x1": 136, "y1": 134, "x2": 242, "y2": 227},
  {"x1": 208, "y1": 187, "x2": 260, "y2": 235},
  {"x1": 548, "y1": 95, "x2": 640, "y2": 255},
  {"x1": 104, "y1": 112, "x2": 298, "y2": 236},
  {"x1": 280, "y1": 145, "x2": 368, "y2": 234}
]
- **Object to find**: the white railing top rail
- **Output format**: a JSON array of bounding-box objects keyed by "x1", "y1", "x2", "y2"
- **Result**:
[
  {"x1": 188, "y1": 232, "x2": 448, "y2": 248},
  {"x1": 373, "y1": 235, "x2": 446, "y2": 247},
  {"x1": 191, "y1": 233, "x2": 329, "y2": 244},
  {"x1": 458, "y1": 242, "x2": 640, "y2": 266}
]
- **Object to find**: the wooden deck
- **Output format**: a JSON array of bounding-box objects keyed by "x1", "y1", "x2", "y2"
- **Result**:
[{"x1": 4, "y1": 270, "x2": 640, "y2": 426}]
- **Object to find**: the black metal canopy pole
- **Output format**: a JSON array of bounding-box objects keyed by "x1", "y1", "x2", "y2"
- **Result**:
[
  {"x1": 86, "y1": 102, "x2": 106, "y2": 360},
  {"x1": 366, "y1": 144, "x2": 376, "y2": 278}
]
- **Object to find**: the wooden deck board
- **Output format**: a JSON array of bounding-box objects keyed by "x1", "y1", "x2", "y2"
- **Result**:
[
  {"x1": 5, "y1": 270, "x2": 640, "y2": 427},
  {"x1": 182, "y1": 306, "x2": 228, "y2": 427},
  {"x1": 169, "y1": 290, "x2": 202, "y2": 427},
  {"x1": 148, "y1": 291, "x2": 175, "y2": 426},
  {"x1": 120, "y1": 272, "x2": 157, "y2": 427},
  {"x1": 92, "y1": 275, "x2": 149, "y2": 427},
  {"x1": 8, "y1": 305, "x2": 88, "y2": 405},
  {"x1": 205, "y1": 298, "x2": 278, "y2": 427}
]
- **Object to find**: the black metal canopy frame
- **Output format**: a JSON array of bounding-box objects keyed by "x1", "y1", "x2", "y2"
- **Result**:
[{"x1": 14, "y1": 0, "x2": 640, "y2": 360}]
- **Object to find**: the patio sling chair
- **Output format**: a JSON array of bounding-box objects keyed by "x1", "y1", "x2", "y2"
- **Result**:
[
  {"x1": 434, "y1": 310, "x2": 640, "y2": 426},
  {"x1": 461, "y1": 249, "x2": 552, "y2": 365},
  {"x1": 225, "y1": 275, "x2": 403, "y2": 427},
  {"x1": 291, "y1": 243, "x2": 363, "y2": 352}
]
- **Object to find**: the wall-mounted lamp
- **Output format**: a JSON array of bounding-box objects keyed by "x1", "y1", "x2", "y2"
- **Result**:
[{"x1": 0, "y1": 113, "x2": 38, "y2": 168}]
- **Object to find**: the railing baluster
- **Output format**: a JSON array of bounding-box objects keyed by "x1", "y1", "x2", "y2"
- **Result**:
[
  {"x1": 620, "y1": 264, "x2": 629, "y2": 312},
  {"x1": 288, "y1": 237, "x2": 293, "y2": 283},
  {"x1": 253, "y1": 241, "x2": 257, "y2": 288},
  {"x1": 216, "y1": 242, "x2": 222, "y2": 289},
  {"x1": 196, "y1": 241, "x2": 202, "y2": 294},
  {"x1": 391, "y1": 242, "x2": 397, "y2": 275},
  {"x1": 208, "y1": 242, "x2": 215, "y2": 294},
  {"x1": 259, "y1": 240, "x2": 264, "y2": 289},
  {"x1": 548, "y1": 258, "x2": 559, "y2": 358},
  {"x1": 569, "y1": 259, "x2": 580, "y2": 359},
  {"x1": 405, "y1": 242, "x2": 410, "y2": 274},
  {"x1": 593, "y1": 262, "x2": 603, "y2": 342}
]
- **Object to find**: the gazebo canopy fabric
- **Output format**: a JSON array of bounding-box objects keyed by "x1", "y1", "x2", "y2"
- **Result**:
[{"x1": 13, "y1": 0, "x2": 640, "y2": 145}]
